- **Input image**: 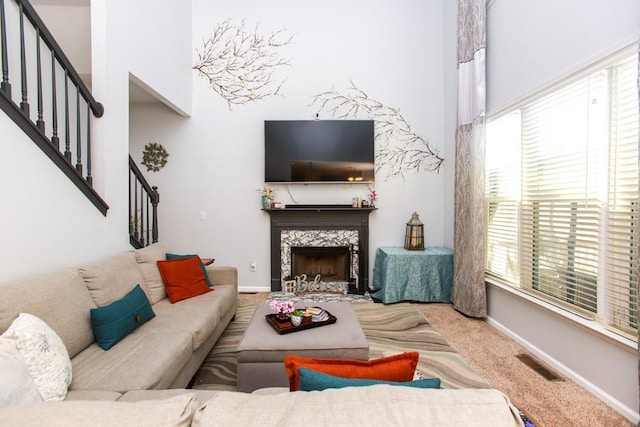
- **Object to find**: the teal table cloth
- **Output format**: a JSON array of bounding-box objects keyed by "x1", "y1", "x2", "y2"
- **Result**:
[{"x1": 371, "y1": 246, "x2": 453, "y2": 303}]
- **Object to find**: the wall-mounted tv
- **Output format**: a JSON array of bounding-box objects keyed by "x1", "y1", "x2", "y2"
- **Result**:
[{"x1": 264, "y1": 120, "x2": 375, "y2": 183}]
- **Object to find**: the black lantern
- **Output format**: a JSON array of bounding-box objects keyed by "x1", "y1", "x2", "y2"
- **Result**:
[{"x1": 404, "y1": 212, "x2": 425, "y2": 250}]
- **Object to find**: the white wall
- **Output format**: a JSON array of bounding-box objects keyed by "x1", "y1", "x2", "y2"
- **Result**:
[
  {"x1": 130, "y1": 0, "x2": 454, "y2": 290},
  {"x1": 442, "y1": 0, "x2": 458, "y2": 249},
  {"x1": 0, "y1": 113, "x2": 121, "y2": 282},
  {"x1": 486, "y1": 0, "x2": 640, "y2": 421},
  {"x1": 33, "y1": 5, "x2": 92, "y2": 75},
  {"x1": 118, "y1": 1, "x2": 192, "y2": 116},
  {"x1": 487, "y1": 0, "x2": 640, "y2": 115},
  {"x1": 0, "y1": 1, "x2": 121, "y2": 283},
  {"x1": 90, "y1": 0, "x2": 193, "y2": 241},
  {"x1": 0, "y1": 0, "x2": 193, "y2": 282}
]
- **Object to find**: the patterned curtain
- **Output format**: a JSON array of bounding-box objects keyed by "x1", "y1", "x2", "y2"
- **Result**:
[{"x1": 452, "y1": 0, "x2": 487, "y2": 318}]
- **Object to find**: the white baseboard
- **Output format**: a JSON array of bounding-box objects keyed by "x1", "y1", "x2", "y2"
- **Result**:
[
  {"x1": 238, "y1": 286, "x2": 270, "y2": 293},
  {"x1": 487, "y1": 316, "x2": 639, "y2": 424}
]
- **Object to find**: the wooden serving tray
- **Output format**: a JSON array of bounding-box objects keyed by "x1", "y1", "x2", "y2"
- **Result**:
[{"x1": 265, "y1": 310, "x2": 337, "y2": 335}]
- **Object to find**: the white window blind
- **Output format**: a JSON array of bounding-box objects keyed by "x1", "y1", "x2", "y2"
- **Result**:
[
  {"x1": 606, "y1": 56, "x2": 639, "y2": 338},
  {"x1": 485, "y1": 51, "x2": 639, "y2": 340}
]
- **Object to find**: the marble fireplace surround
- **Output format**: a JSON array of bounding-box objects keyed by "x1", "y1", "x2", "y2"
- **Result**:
[
  {"x1": 281, "y1": 229, "x2": 359, "y2": 293},
  {"x1": 266, "y1": 206, "x2": 375, "y2": 294}
]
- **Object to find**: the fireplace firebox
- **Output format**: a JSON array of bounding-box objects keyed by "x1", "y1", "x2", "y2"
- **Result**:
[{"x1": 291, "y1": 246, "x2": 350, "y2": 282}]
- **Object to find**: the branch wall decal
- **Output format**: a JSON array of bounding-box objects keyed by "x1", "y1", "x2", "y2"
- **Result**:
[
  {"x1": 311, "y1": 81, "x2": 444, "y2": 181},
  {"x1": 194, "y1": 19, "x2": 294, "y2": 109}
]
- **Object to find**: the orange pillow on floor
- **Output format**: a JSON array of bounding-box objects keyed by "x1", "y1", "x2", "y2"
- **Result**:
[
  {"x1": 157, "y1": 256, "x2": 212, "y2": 303},
  {"x1": 284, "y1": 352, "x2": 419, "y2": 391}
]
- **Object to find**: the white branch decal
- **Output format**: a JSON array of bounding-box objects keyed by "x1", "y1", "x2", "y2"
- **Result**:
[
  {"x1": 194, "y1": 19, "x2": 294, "y2": 109},
  {"x1": 311, "y1": 81, "x2": 444, "y2": 180}
]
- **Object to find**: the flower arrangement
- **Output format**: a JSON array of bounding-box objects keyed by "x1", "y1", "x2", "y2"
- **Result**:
[
  {"x1": 258, "y1": 185, "x2": 277, "y2": 200},
  {"x1": 269, "y1": 300, "x2": 294, "y2": 317},
  {"x1": 368, "y1": 188, "x2": 378, "y2": 206}
]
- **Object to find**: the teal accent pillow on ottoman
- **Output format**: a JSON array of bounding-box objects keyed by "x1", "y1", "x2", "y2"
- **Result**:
[
  {"x1": 90, "y1": 284, "x2": 155, "y2": 350},
  {"x1": 166, "y1": 253, "x2": 213, "y2": 287},
  {"x1": 298, "y1": 367, "x2": 441, "y2": 391}
]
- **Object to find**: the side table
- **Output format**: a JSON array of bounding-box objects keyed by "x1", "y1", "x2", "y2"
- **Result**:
[{"x1": 371, "y1": 246, "x2": 453, "y2": 304}]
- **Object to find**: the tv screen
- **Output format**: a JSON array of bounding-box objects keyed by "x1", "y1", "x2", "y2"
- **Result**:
[{"x1": 264, "y1": 120, "x2": 375, "y2": 183}]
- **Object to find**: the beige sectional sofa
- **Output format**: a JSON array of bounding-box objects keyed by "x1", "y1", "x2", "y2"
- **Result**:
[
  {"x1": 1, "y1": 385, "x2": 526, "y2": 426},
  {"x1": 0, "y1": 243, "x2": 526, "y2": 426},
  {"x1": 0, "y1": 242, "x2": 238, "y2": 395}
]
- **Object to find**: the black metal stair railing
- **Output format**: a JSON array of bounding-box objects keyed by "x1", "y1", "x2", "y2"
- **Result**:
[
  {"x1": 129, "y1": 156, "x2": 159, "y2": 249},
  {"x1": 0, "y1": 0, "x2": 108, "y2": 215}
]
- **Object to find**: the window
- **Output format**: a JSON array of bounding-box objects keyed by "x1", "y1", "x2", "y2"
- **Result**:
[{"x1": 485, "y1": 50, "x2": 639, "y2": 340}]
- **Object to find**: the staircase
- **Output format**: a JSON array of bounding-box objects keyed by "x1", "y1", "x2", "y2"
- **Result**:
[
  {"x1": 0, "y1": 0, "x2": 107, "y2": 213},
  {"x1": 129, "y1": 156, "x2": 159, "y2": 249},
  {"x1": 0, "y1": 0, "x2": 159, "y2": 245}
]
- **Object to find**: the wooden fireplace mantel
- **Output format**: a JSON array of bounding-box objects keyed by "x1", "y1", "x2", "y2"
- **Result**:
[
  {"x1": 264, "y1": 205, "x2": 376, "y2": 294},
  {"x1": 264, "y1": 204, "x2": 376, "y2": 212}
]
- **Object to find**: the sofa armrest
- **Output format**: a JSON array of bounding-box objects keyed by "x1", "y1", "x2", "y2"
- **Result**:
[{"x1": 205, "y1": 266, "x2": 238, "y2": 287}]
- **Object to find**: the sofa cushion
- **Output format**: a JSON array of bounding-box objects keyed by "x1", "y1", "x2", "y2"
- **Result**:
[
  {"x1": 133, "y1": 242, "x2": 170, "y2": 304},
  {"x1": 70, "y1": 330, "x2": 192, "y2": 392},
  {"x1": 142, "y1": 291, "x2": 222, "y2": 351},
  {"x1": 297, "y1": 367, "x2": 441, "y2": 391},
  {"x1": 166, "y1": 253, "x2": 213, "y2": 287},
  {"x1": 192, "y1": 387, "x2": 524, "y2": 427},
  {"x1": 80, "y1": 251, "x2": 150, "y2": 307},
  {"x1": 64, "y1": 390, "x2": 122, "y2": 401},
  {"x1": 157, "y1": 257, "x2": 212, "y2": 304},
  {"x1": 0, "y1": 336, "x2": 43, "y2": 407},
  {"x1": 2, "y1": 313, "x2": 72, "y2": 401},
  {"x1": 0, "y1": 393, "x2": 199, "y2": 427},
  {"x1": 0, "y1": 268, "x2": 95, "y2": 358},
  {"x1": 205, "y1": 265, "x2": 238, "y2": 286},
  {"x1": 118, "y1": 388, "x2": 221, "y2": 405},
  {"x1": 284, "y1": 352, "x2": 419, "y2": 391},
  {"x1": 90, "y1": 284, "x2": 156, "y2": 350}
]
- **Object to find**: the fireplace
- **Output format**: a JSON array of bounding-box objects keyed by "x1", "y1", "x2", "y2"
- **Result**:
[
  {"x1": 266, "y1": 205, "x2": 375, "y2": 294},
  {"x1": 292, "y1": 246, "x2": 350, "y2": 282}
]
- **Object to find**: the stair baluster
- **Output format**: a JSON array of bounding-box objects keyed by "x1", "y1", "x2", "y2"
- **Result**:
[{"x1": 0, "y1": 0, "x2": 108, "y2": 215}]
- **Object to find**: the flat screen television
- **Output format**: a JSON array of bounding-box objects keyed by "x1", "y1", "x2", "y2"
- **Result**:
[{"x1": 264, "y1": 120, "x2": 375, "y2": 183}]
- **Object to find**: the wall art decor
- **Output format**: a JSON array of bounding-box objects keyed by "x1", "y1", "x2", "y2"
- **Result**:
[
  {"x1": 194, "y1": 19, "x2": 294, "y2": 109},
  {"x1": 311, "y1": 81, "x2": 444, "y2": 181},
  {"x1": 141, "y1": 143, "x2": 169, "y2": 172}
]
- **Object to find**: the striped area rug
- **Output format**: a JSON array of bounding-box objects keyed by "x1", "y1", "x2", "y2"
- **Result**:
[{"x1": 191, "y1": 302, "x2": 488, "y2": 390}]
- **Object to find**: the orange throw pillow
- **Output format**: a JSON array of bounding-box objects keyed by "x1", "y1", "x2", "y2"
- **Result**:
[
  {"x1": 284, "y1": 352, "x2": 419, "y2": 391},
  {"x1": 157, "y1": 256, "x2": 212, "y2": 303}
]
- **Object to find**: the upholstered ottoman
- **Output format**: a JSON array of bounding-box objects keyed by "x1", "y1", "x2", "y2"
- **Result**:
[{"x1": 237, "y1": 302, "x2": 369, "y2": 392}]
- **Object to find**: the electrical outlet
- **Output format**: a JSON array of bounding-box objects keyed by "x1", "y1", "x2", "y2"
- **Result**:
[
  {"x1": 199, "y1": 211, "x2": 206, "y2": 221},
  {"x1": 250, "y1": 261, "x2": 257, "y2": 272}
]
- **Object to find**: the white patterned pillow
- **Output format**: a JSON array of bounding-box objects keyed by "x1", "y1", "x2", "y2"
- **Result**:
[
  {"x1": 0, "y1": 336, "x2": 43, "y2": 406},
  {"x1": 2, "y1": 313, "x2": 72, "y2": 401}
]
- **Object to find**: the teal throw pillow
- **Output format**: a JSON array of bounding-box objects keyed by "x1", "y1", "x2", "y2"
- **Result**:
[
  {"x1": 90, "y1": 284, "x2": 155, "y2": 350},
  {"x1": 298, "y1": 367, "x2": 441, "y2": 391},
  {"x1": 166, "y1": 253, "x2": 213, "y2": 287}
]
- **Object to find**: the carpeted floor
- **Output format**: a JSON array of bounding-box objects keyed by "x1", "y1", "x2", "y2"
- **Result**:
[
  {"x1": 411, "y1": 303, "x2": 633, "y2": 427},
  {"x1": 192, "y1": 293, "x2": 633, "y2": 427}
]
